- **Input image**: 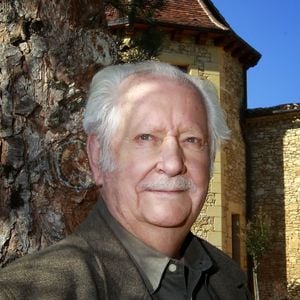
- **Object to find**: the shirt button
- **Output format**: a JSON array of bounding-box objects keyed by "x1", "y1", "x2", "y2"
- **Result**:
[{"x1": 168, "y1": 263, "x2": 177, "y2": 272}]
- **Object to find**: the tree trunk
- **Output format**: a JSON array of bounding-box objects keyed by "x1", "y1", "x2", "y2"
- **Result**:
[
  {"x1": 253, "y1": 259, "x2": 260, "y2": 300},
  {"x1": 0, "y1": 0, "x2": 116, "y2": 267}
]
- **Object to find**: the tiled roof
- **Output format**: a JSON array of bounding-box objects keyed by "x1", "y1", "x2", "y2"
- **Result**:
[
  {"x1": 106, "y1": 0, "x2": 261, "y2": 68},
  {"x1": 247, "y1": 103, "x2": 300, "y2": 117},
  {"x1": 106, "y1": 0, "x2": 230, "y2": 31},
  {"x1": 152, "y1": 0, "x2": 230, "y2": 31}
]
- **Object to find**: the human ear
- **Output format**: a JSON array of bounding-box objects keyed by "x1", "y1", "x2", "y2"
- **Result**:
[{"x1": 86, "y1": 134, "x2": 103, "y2": 186}]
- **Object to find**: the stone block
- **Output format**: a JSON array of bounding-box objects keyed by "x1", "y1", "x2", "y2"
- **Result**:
[
  {"x1": 214, "y1": 217, "x2": 223, "y2": 231},
  {"x1": 207, "y1": 231, "x2": 223, "y2": 249},
  {"x1": 206, "y1": 205, "x2": 222, "y2": 217},
  {"x1": 210, "y1": 181, "x2": 222, "y2": 193}
]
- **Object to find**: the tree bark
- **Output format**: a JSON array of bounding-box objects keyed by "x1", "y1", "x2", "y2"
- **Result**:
[{"x1": 0, "y1": 0, "x2": 116, "y2": 267}]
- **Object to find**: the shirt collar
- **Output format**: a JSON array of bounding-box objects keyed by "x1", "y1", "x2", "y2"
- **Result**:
[
  {"x1": 98, "y1": 199, "x2": 169, "y2": 292},
  {"x1": 97, "y1": 199, "x2": 213, "y2": 293}
]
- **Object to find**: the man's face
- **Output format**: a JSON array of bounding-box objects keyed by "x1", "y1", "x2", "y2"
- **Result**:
[{"x1": 100, "y1": 75, "x2": 210, "y2": 237}]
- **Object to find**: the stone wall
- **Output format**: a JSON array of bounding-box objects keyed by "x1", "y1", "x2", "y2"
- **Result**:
[
  {"x1": 119, "y1": 28, "x2": 299, "y2": 298},
  {"x1": 219, "y1": 51, "x2": 248, "y2": 269},
  {"x1": 246, "y1": 106, "x2": 300, "y2": 299},
  {"x1": 160, "y1": 34, "x2": 300, "y2": 298},
  {"x1": 159, "y1": 37, "x2": 224, "y2": 250},
  {"x1": 160, "y1": 37, "x2": 248, "y2": 270}
]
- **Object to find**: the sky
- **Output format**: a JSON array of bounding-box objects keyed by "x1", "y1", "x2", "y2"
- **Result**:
[{"x1": 211, "y1": 0, "x2": 300, "y2": 108}]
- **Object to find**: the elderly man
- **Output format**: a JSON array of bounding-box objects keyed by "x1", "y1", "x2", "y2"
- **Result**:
[{"x1": 0, "y1": 61, "x2": 251, "y2": 299}]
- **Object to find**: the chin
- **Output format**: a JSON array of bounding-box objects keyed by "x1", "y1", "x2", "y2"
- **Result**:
[
  {"x1": 143, "y1": 208, "x2": 192, "y2": 229},
  {"x1": 138, "y1": 192, "x2": 200, "y2": 229}
]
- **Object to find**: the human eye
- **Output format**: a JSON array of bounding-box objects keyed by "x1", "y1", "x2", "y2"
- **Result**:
[
  {"x1": 138, "y1": 134, "x2": 153, "y2": 141},
  {"x1": 134, "y1": 133, "x2": 156, "y2": 145},
  {"x1": 186, "y1": 137, "x2": 199, "y2": 144},
  {"x1": 183, "y1": 136, "x2": 207, "y2": 150},
  {"x1": 134, "y1": 132, "x2": 162, "y2": 147}
]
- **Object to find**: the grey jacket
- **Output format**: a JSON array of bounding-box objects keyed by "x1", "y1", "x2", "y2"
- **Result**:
[{"x1": 0, "y1": 202, "x2": 252, "y2": 299}]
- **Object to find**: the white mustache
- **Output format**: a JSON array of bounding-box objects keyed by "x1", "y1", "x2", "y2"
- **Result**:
[{"x1": 140, "y1": 176, "x2": 196, "y2": 193}]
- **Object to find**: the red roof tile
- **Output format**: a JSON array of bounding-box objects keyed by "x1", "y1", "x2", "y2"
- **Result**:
[
  {"x1": 152, "y1": 0, "x2": 229, "y2": 31},
  {"x1": 106, "y1": 0, "x2": 261, "y2": 68},
  {"x1": 106, "y1": 0, "x2": 230, "y2": 31}
]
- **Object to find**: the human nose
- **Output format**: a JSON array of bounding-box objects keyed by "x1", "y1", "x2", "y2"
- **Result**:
[{"x1": 156, "y1": 137, "x2": 186, "y2": 176}]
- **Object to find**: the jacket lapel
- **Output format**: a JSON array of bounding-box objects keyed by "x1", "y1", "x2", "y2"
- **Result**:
[{"x1": 75, "y1": 202, "x2": 151, "y2": 299}]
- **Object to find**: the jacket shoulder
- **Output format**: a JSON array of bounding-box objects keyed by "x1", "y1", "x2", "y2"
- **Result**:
[
  {"x1": 0, "y1": 234, "x2": 107, "y2": 299},
  {"x1": 196, "y1": 237, "x2": 253, "y2": 300},
  {"x1": 200, "y1": 238, "x2": 244, "y2": 273}
]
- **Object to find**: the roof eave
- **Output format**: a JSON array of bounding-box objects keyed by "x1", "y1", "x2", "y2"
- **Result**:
[
  {"x1": 246, "y1": 103, "x2": 300, "y2": 118},
  {"x1": 108, "y1": 16, "x2": 261, "y2": 69}
]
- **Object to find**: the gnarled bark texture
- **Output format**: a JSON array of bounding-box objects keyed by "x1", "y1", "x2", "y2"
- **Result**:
[{"x1": 0, "y1": 0, "x2": 116, "y2": 267}]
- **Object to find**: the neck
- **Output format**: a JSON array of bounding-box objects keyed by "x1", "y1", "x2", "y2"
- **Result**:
[
  {"x1": 100, "y1": 197, "x2": 191, "y2": 258},
  {"x1": 124, "y1": 220, "x2": 190, "y2": 259}
]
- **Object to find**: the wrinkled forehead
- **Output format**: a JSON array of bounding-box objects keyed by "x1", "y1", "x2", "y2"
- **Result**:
[
  {"x1": 113, "y1": 73, "x2": 208, "y2": 134},
  {"x1": 117, "y1": 73, "x2": 203, "y2": 106}
]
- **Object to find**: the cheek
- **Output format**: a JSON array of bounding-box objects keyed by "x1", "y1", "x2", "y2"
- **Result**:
[
  {"x1": 109, "y1": 163, "x2": 149, "y2": 200},
  {"x1": 187, "y1": 160, "x2": 210, "y2": 204},
  {"x1": 192, "y1": 167, "x2": 209, "y2": 187},
  {"x1": 188, "y1": 155, "x2": 210, "y2": 180},
  {"x1": 117, "y1": 152, "x2": 156, "y2": 178},
  {"x1": 188, "y1": 171, "x2": 209, "y2": 216}
]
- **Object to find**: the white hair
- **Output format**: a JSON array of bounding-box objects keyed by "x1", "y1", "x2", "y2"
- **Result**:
[{"x1": 83, "y1": 61, "x2": 230, "y2": 173}]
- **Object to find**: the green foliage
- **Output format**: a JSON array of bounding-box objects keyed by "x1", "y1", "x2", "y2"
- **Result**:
[
  {"x1": 105, "y1": 0, "x2": 164, "y2": 21},
  {"x1": 245, "y1": 209, "x2": 273, "y2": 300},
  {"x1": 105, "y1": 0, "x2": 165, "y2": 63},
  {"x1": 116, "y1": 27, "x2": 164, "y2": 63},
  {"x1": 245, "y1": 208, "x2": 272, "y2": 266}
]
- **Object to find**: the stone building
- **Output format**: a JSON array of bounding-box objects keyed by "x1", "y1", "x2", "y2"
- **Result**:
[
  {"x1": 107, "y1": 0, "x2": 260, "y2": 269},
  {"x1": 107, "y1": 0, "x2": 300, "y2": 298},
  {"x1": 0, "y1": 0, "x2": 298, "y2": 298},
  {"x1": 246, "y1": 104, "x2": 300, "y2": 299}
]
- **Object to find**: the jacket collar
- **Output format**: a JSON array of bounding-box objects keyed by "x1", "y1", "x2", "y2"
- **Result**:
[{"x1": 75, "y1": 201, "x2": 151, "y2": 299}]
